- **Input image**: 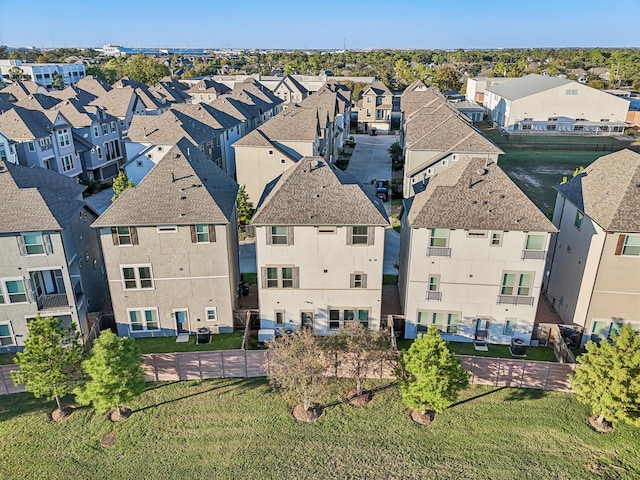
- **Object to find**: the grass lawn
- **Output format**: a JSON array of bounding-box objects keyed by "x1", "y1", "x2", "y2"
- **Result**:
[
  {"x1": 397, "y1": 339, "x2": 557, "y2": 362},
  {"x1": 383, "y1": 274, "x2": 398, "y2": 285},
  {"x1": 134, "y1": 332, "x2": 243, "y2": 354},
  {"x1": 1, "y1": 379, "x2": 639, "y2": 479},
  {"x1": 241, "y1": 272, "x2": 257, "y2": 285}
]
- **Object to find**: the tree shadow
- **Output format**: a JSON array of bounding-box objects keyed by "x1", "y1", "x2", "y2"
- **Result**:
[
  {"x1": 503, "y1": 387, "x2": 547, "y2": 401},
  {"x1": 133, "y1": 378, "x2": 255, "y2": 413},
  {"x1": 0, "y1": 393, "x2": 80, "y2": 422},
  {"x1": 321, "y1": 381, "x2": 397, "y2": 410},
  {"x1": 143, "y1": 381, "x2": 181, "y2": 392},
  {"x1": 448, "y1": 387, "x2": 506, "y2": 409}
]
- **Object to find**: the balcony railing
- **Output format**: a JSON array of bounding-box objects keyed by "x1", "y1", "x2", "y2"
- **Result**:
[
  {"x1": 426, "y1": 291, "x2": 442, "y2": 301},
  {"x1": 497, "y1": 295, "x2": 535, "y2": 306},
  {"x1": 522, "y1": 249, "x2": 547, "y2": 260},
  {"x1": 36, "y1": 293, "x2": 70, "y2": 311},
  {"x1": 427, "y1": 247, "x2": 451, "y2": 257}
]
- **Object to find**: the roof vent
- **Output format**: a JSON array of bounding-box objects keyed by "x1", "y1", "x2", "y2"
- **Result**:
[
  {"x1": 477, "y1": 168, "x2": 488, "y2": 175},
  {"x1": 181, "y1": 195, "x2": 187, "y2": 200}
]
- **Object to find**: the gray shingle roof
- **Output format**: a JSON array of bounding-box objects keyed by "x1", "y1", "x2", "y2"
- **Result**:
[
  {"x1": 88, "y1": 87, "x2": 137, "y2": 118},
  {"x1": 484, "y1": 74, "x2": 571, "y2": 101},
  {"x1": 0, "y1": 160, "x2": 86, "y2": 233},
  {"x1": 233, "y1": 106, "x2": 319, "y2": 147},
  {"x1": 127, "y1": 108, "x2": 220, "y2": 145},
  {"x1": 364, "y1": 81, "x2": 392, "y2": 97},
  {"x1": 1, "y1": 81, "x2": 47, "y2": 101},
  {"x1": 93, "y1": 138, "x2": 238, "y2": 228},
  {"x1": 555, "y1": 149, "x2": 640, "y2": 232},
  {"x1": 15, "y1": 94, "x2": 62, "y2": 110},
  {"x1": 252, "y1": 157, "x2": 388, "y2": 226},
  {"x1": 0, "y1": 106, "x2": 53, "y2": 140},
  {"x1": 47, "y1": 85, "x2": 99, "y2": 106},
  {"x1": 407, "y1": 157, "x2": 555, "y2": 232},
  {"x1": 75, "y1": 76, "x2": 112, "y2": 97}
]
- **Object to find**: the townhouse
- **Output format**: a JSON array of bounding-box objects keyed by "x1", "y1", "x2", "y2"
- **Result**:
[
  {"x1": 544, "y1": 149, "x2": 640, "y2": 346},
  {"x1": 357, "y1": 81, "x2": 393, "y2": 133},
  {"x1": 252, "y1": 157, "x2": 389, "y2": 335},
  {"x1": 186, "y1": 77, "x2": 231, "y2": 104},
  {"x1": 0, "y1": 160, "x2": 107, "y2": 351},
  {"x1": 398, "y1": 157, "x2": 555, "y2": 344},
  {"x1": 92, "y1": 139, "x2": 239, "y2": 337},
  {"x1": 273, "y1": 75, "x2": 309, "y2": 104}
]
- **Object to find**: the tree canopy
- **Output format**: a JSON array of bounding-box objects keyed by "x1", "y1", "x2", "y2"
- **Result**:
[{"x1": 112, "y1": 170, "x2": 134, "y2": 202}]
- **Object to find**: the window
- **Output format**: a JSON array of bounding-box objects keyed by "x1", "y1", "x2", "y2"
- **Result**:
[
  {"x1": 329, "y1": 309, "x2": 340, "y2": 329},
  {"x1": 618, "y1": 235, "x2": 640, "y2": 256},
  {"x1": 267, "y1": 149, "x2": 274, "y2": 156},
  {"x1": 110, "y1": 121, "x2": 116, "y2": 133},
  {"x1": 19, "y1": 233, "x2": 51, "y2": 255},
  {"x1": 93, "y1": 126, "x2": 99, "y2": 137},
  {"x1": 417, "y1": 311, "x2": 459, "y2": 334},
  {"x1": 429, "y1": 228, "x2": 448, "y2": 247},
  {"x1": 366, "y1": 109, "x2": 371, "y2": 117},
  {"x1": 121, "y1": 265, "x2": 154, "y2": 290},
  {"x1": 358, "y1": 309, "x2": 369, "y2": 328},
  {"x1": 102, "y1": 124, "x2": 108, "y2": 135},
  {"x1": 548, "y1": 117, "x2": 558, "y2": 122},
  {"x1": 61, "y1": 154, "x2": 74, "y2": 172},
  {"x1": 111, "y1": 226, "x2": 138, "y2": 246},
  {"x1": 329, "y1": 308, "x2": 369, "y2": 330},
  {"x1": 503, "y1": 319, "x2": 516, "y2": 335},
  {"x1": 129, "y1": 308, "x2": 159, "y2": 332},
  {"x1": 0, "y1": 279, "x2": 28, "y2": 304},
  {"x1": 205, "y1": 307, "x2": 217, "y2": 322},
  {"x1": 351, "y1": 226, "x2": 369, "y2": 245},
  {"x1": 523, "y1": 118, "x2": 533, "y2": 122},
  {"x1": 318, "y1": 226, "x2": 336, "y2": 234},
  {"x1": 501, "y1": 272, "x2": 532, "y2": 296},
  {"x1": 269, "y1": 226, "x2": 291, "y2": 245},
  {"x1": 0, "y1": 145, "x2": 6, "y2": 162},
  {"x1": 280, "y1": 158, "x2": 286, "y2": 164},
  {"x1": 96, "y1": 146, "x2": 102, "y2": 159},
  {"x1": 522, "y1": 124, "x2": 532, "y2": 130},
  {"x1": 366, "y1": 96, "x2": 372, "y2": 104},
  {"x1": 491, "y1": 232, "x2": 502, "y2": 246},
  {"x1": 191, "y1": 224, "x2": 215, "y2": 243},
  {"x1": 0, "y1": 322, "x2": 15, "y2": 346},
  {"x1": 546, "y1": 125, "x2": 557, "y2": 131},
  {"x1": 525, "y1": 234, "x2": 545, "y2": 250},
  {"x1": 591, "y1": 321, "x2": 608, "y2": 342},
  {"x1": 428, "y1": 275, "x2": 439, "y2": 292},
  {"x1": 157, "y1": 225, "x2": 178, "y2": 233},
  {"x1": 28, "y1": 142, "x2": 35, "y2": 152},
  {"x1": 574, "y1": 211, "x2": 584, "y2": 230},
  {"x1": 467, "y1": 230, "x2": 487, "y2": 238},
  {"x1": 263, "y1": 266, "x2": 297, "y2": 289},
  {"x1": 351, "y1": 273, "x2": 367, "y2": 288},
  {"x1": 216, "y1": 137, "x2": 220, "y2": 147},
  {"x1": 58, "y1": 129, "x2": 70, "y2": 147},
  {"x1": 442, "y1": 159, "x2": 449, "y2": 167},
  {"x1": 565, "y1": 89, "x2": 578, "y2": 95},
  {"x1": 275, "y1": 310, "x2": 285, "y2": 326},
  {"x1": 573, "y1": 125, "x2": 584, "y2": 131}
]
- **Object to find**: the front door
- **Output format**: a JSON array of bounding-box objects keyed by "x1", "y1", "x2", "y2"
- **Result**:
[
  {"x1": 301, "y1": 311, "x2": 314, "y2": 330},
  {"x1": 475, "y1": 318, "x2": 490, "y2": 340},
  {"x1": 174, "y1": 310, "x2": 189, "y2": 334}
]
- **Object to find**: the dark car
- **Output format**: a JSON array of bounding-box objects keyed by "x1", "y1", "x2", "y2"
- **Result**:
[
  {"x1": 375, "y1": 180, "x2": 389, "y2": 202},
  {"x1": 368, "y1": 128, "x2": 377, "y2": 136}
]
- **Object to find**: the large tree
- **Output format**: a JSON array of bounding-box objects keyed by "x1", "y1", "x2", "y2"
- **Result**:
[
  {"x1": 571, "y1": 324, "x2": 640, "y2": 429},
  {"x1": 11, "y1": 315, "x2": 84, "y2": 413},
  {"x1": 74, "y1": 330, "x2": 146, "y2": 418},
  {"x1": 111, "y1": 170, "x2": 134, "y2": 202},
  {"x1": 397, "y1": 326, "x2": 469, "y2": 420},
  {"x1": 122, "y1": 53, "x2": 170, "y2": 85}
]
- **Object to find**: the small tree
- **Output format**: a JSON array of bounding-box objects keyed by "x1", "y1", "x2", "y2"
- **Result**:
[
  {"x1": 111, "y1": 170, "x2": 134, "y2": 202},
  {"x1": 265, "y1": 328, "x2": 327, "y2": 415},
  {"x1": 236, "y1": 185, "x2": 253, "y2": 227},
  {"x1": 387, "y1": 141, "x2": 403, "y2": 162},
  {"x1": 11, "y1": 315, "x2": 84, "y2": 413},
  {"x1": 329, "y1": 321, "x2": 391, "y2": 398},
  {"x1": 571, "y1": 324, "x2": 640, "y2": 429},
  {"x1": 397, "y1": 326, "x2": 469, "y2": 419},
  {"x1": 51, "y1": 71, "x2": 65, "y2": 90},
  {"x1": 74, "y1": 330, "x2": 145, "y2": 418}
]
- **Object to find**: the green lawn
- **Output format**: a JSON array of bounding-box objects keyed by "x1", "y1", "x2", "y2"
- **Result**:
[
  {"x1": 241, "y1": 272, "x2": 257, "y2": 285},
  {"x1": 134, "y1": 332, "x2": 243, "y2": 354},
  {"x1": 1, "y1": 379, "x2": 639, "y2": 479},
  {"x1": 383, "y1": 274, "x2": 398, "y2": 285},
  {"x1": 397, "y1": 340, "x2": 558, "y2": 362}
]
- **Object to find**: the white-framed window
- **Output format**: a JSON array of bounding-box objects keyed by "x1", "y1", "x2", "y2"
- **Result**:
[
  {"x1": 501, "y1": 272, "x2": 533, "y2": 296},
  {"x1": 264, "y1": 266, "x2": 297, "y2": 289},
  {"x1": 121, "y1": 265, "x2": 154, "y2": 290},
  {"x1": 428, "y1": 275, "x2": 440, "y2": 292},
  {"x1": 58, "y1": 129, "x2": 70, "y2": 147},
  {"x1": 28, "y1": 142, "x2": 35, "y2": 152},
  {"x1": 110, "y1": 121, "x2": 116, "y2": 133},
  {"x1": 61, "y1": 154, "x2": 74, "y2": 172},
  {"x1": 426, "y1": 168, "x2": 434, "y2": 175},
  {"x1": 490, "y1": 232, "x2": 502, "y2": 246},
  {"x1": 618, "y1": 235, "x2": 640, "y2": 256},
  {"x1": 574, "y1": 211, "x2": 584, "y2": 230},
  {"x1": 328, "y1": 308, "x2": 370, "y2": 330},
  {"x1": 275, "y1": 310, "x2": 285, "y2": 326},
  {"x1": 503, "y1": 318, "x2": 516, "y2": 335},
  {"x1": 350, "y1": 272, "x2": 367, "y2": 288},
  {"x1": 280, "y1": 158, "x2": 286, "y2": 164},
  {"x1": 0, "y1": 279, "x2": 29, "y2": 304},
  {"x1": 267, "y1": 149, "x2": 274, "y2": 156},
  {"x1": 205, "y1": 307, "x2": 217, "y2": 322},
  {"x1": 351, "y1": 226, "x2": 369, "y2": 245},
  {"x1": 442, "y1": 159, "x2": 449, "y2": 167},
  {"x1": 18, "y1": 233, "x2": 51, "y2": 255},
  {"x1": 111, "y1": 226, "x2": 137, "y2": 246},
  {"x1": 0, "y1": 322, "x2": 16, "y2": 346},
  {"x1": 429, "y1": 228, "x2": 448, "y2": 247},
  {"x1": 102, "y1": 124, "x2": 108, "y2": 135},
  {"x1": 0, "y1": 145, "x2": 6, "y2": 162},
  {"x1": 525, "y1": 234, "x2": 545, "y2": 251},
  {"x1": 96, "y1": 146, "x2": 102, "y2": 159},
  {"x1": 128, "y1": 308, "x2": 159, "y2": 332},
  {"x1": 157, "y1": 225, "x2": 178, "y2": 233},
  {"x1": 417, "y1": 311, "x2": 459, "y2": 334},
  {"x1": 269, "y1": 226, "x2": 291, "y2": 245},
  {"x1": 366, "y1": 96, "x2": 372, "y2": 104},
  {"x1": 93, "y1": 126, "x2": 99, "y2": 137},
  {"x1": 191, "y1": 224, "x2": 214, "y2": 243}
]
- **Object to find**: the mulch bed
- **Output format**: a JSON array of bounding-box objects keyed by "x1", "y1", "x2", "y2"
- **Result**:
[
  {"x1": 110, "y1": 407, "x2": 132, "y2": 422},
  {"x1": 49, "y1": 406, "x2": 73, "y2": 423},
  {"x1": 587, "y1": 415, "x2": 613, "y2": 433},
  {"x1": 100, "y1": 432, "x2": 117, "y2": 448},
  {"x1": 410, "y1": 409, "x2": 436, "y2": 426},
  {"x1": 346, "y1": 388, "x2": 373, "y2": 408},
  {"x1": 292, "y1": 403, "x2": 322, "y2": 423}
]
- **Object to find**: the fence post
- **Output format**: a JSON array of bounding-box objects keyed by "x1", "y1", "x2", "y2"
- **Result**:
[
  {"x1": 494, "y1": 359, "x2": 500, "y2": 386},
  {"x1": 520, "y1": 360, "x2": 526, "y2": 388},
  {"x1": 0, "y1": 366, "x2": 9, "y2": 395},
  {"x1": 244, "y1": 349, "x2": 248, "y2": 378}
]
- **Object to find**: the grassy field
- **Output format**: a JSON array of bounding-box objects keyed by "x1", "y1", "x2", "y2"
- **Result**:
[
  {"x1": 1, "y1": 379, "x2": 639, "y2": 479},
  {"x1": 397, "y1": 340, "x2": 558, "y2": 362},
  {"x1": 134, "y1": 332, "x2": 243, "y2": 354}
]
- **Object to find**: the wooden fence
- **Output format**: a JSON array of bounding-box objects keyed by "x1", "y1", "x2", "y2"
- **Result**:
[{"x1": 0, "y1": 350, "x2": 576, "y2": 396}]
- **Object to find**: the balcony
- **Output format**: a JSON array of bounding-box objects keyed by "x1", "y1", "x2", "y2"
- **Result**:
[
  {"x1": 426, "y1": 291, "x2": 442, "y2": 301},
  {"x1": 427, "y1": 247, "x2": 451, "y2": 257},
  {"x1": 37, "y1": 293, "x2": 70, "y2": 311},
  {"x1": 522, "y1": 249, "x2": 547, "y2": 260},
  {"x1": 497, "y1": 295, "x2": 535, "y2": 306}
]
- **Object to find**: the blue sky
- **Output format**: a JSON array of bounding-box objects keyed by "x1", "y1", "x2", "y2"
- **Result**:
[{"x1": 1, "y1": 0, "x2": 637, "y2": 50}]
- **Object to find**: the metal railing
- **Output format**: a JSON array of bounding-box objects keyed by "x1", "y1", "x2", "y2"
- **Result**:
[
  {"x1": 427, "y1": 247, "x2": 451, "y2": 257},
  {"x1": 522, "y1": 249, "x2": 547, "y2": 260},
  {"x1": 426, "y1": 291, "x2": 442, "y2": 301},
  {"x1": 36, "y1": 293, "x2": 69, "y2": 311},
  {"x1": 497, "y1": 295, "x2": 535, "y2": 306}
]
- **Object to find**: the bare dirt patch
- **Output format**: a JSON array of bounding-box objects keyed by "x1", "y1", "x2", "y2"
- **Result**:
[
  {"x1": 292, "y1": 403, "x2": 322, "y2": 423},
  {"x1": 100, "y1": 432, "x2": 117, "y2": 448},
  {"x1": 410, "y1": 409, "x2": 435, "y2": 426},
  {"x1": 587, "y1": 415, "x2": 613, "y2": 433},
  {"x1": 49, "y1": 406, "x2": 73, "y2": 423},
  {"x1": 110, "y1": 407, "x2": 132, "y2": 422},
  {"x1": 345, "y1": 388, "x2": 373, "y2": 408}
]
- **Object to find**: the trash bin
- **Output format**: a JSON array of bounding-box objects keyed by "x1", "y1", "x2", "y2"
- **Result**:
[
  {"x1": 510, "y1": 338, "x2": 527, "y2": 356},
  {"x1": 197, "y1": 327, "x2": 211, "y2": 345}
]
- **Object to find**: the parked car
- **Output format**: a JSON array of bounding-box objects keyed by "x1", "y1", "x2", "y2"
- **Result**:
[
  {"x1": 376, "y1": 180, "x2": 389, "y2": 202},
  {"x1": 369, "y1": 128, "x2": 377, "y2": 136}
]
